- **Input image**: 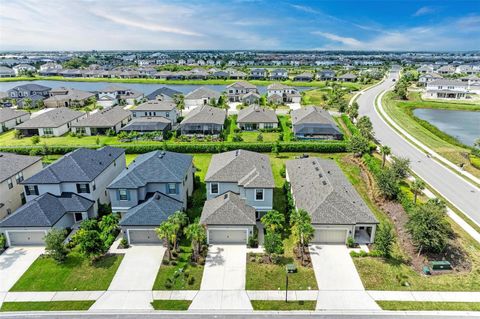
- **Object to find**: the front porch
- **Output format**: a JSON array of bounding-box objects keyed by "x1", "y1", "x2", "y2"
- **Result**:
[{"x1": 354, "y1": 225, "x2": 376, "y2": 244}]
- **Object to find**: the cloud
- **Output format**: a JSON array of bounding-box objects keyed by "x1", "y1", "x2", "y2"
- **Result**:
[
  {"x1": 311, "y1": 31, "x2": 362, "y2": 47},
  {"x1": 290, "y1": 4, "x2": 319, "y2": 14},
  {"x1": 413, "y1": 6, "x2": 436, "y2": 17}
]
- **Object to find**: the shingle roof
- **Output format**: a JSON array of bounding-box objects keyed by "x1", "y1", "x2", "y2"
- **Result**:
[
  {"x1": 338, "y1": 73, "x2": 357, "y2": 79},
  {"x1": 120, "y1": 117, "x2": 171, "y2": 132},
  {"x1": 8, "y1": 84, "x2": 51, "y2": 92},
  {"x1": 292, "y1": 106, "x2": 336, "y2": 125},
  {"x1": 180, "y1": 105, "x2": 226, "y2": 125},
  {"x1": 286, "y1": 158, "x2": 377, "y2": 225},
  {"x1": 237, "y1": 105, "x2": 278, "y2": 124},
  {"x1": 0, "y1": 193, "x2": 93, "y2": 228},
  {"x1": 23, "y1": 147, "x2": 125, "y2": 184},
  {"x1": 200, "y1": 191, "x2": 256, "y2": 225},
  {"x1": 0, "y1": 108, "x2": 28, "y2": 123},
  {"x1": 205, "y1": 150, "x2": 274, "y2": 188},
  {"x1": 226, "y1": 81, "x2": 257, "y2": 89},
  {"x1": 428, "y1": 79, "x2": 467, "y2": 86},
  {"x1": 44, "y1": 88, "x2": 94, "y2": 102},
  {"x1": 267, "y1": 83, "x2": 292, "y2": 90},
  {"x1": 184, "y1": 87, "x2": 221, "y2": 100},
  {"x1": 15, "y1": 107, "x2": 85, "y2": 129},
  {"x1": 108, "y1": 151, "x2": 192, "y2": 189},
  {"x1": 119, "y1": 192, "x2": 183, "y2": 226},
  {"x1": 72, "y1": 107, "x2": 131, "y2": 128},
  {"x1": 146, "y1": 87, "x2": 182, "y2": 100},
  {"x1": 0, "y1": 152, "x2": 41, "y2": 183},
  {"x1": 134, "y1": 100, "x2": 176, "y2": 112}
]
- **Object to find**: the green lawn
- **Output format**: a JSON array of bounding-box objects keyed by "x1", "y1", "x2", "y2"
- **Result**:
[
  {"x1": 150, "y1": 300, "x2": 192, "y2": 310},
  {"x1": 0, "y1": 301, "x2": 95, "y2": 312},
  {"x1": 377, "y1": 301, "x2": 480, "y2": 311},
  {"x1": 251, "y1": 300, "x2": 316, "y2": 311},
  {"x1": 10, "y1": 253, "x2": 123, "y2": 291},
  {"x1": 242, "y1": 132, "x2": 279, "y2": 143}
]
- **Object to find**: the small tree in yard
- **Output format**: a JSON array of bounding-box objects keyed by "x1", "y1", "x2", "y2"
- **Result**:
[
  {"x1": 45, "y1": 229, "x2": 68, "y2": 263},
  {"x1": 263, "y1": 231, "x2": 284, "y2": 263},
  {"x1": 391, "y1": 157, "x2": 410, "y2": 180},
  {"x1": 169, "y1": 211, "x2": 188, "y2": 250},
  {"x1": 99, "y1": 213, "x2": 120, "y2": 249},
  {"x1": 380, "y1": 145, "x2": 391, "y2": 167},
  {"x1": 348, "y1": 134, "x2": 370, "y2": 157},
  {"x1": 260, "y1": 210, "x2": 285, "y2": 233},
  {"x1": 411, "y1": 179, "x2": 426, "y2": 204},
  {"x1": 407, "y1": 199, "x2": 452, "y2": 254},
  {"x1": 290, "y1": 209, "x2": 314, "y2": 262},
  {"x1": 375, "y1": 223, "x2": 395, "y2": 258},
  {"x1": 75, "y1": 228, "x2": 105, "y2": 261},
  {"x1": 156, "y1": 220, "x2": 176, "y2": 261},
  {"x1": 184, "y1": 219, "x2": 206, "y2": 263},
  {"x1": 357, "y1": 116, "x2": 374, "y2": 141},
  {"x1": 376, "y1": 168, "x2": 400, "y2": 199}
]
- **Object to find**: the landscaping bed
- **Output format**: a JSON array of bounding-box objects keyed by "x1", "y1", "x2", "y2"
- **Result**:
[
  {"x1": 0, "y1": 301, "x2": 95, "y2": 312},
  {"x1": 151, "y1": 300, "x2": 191, "y2": 310},
  {"x1": 251, "y1": 300, "x2": 316, "y2": 311}
]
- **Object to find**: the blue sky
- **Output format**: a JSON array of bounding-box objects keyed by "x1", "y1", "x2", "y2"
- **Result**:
[{"x1": 0, "y1": 0, "x2": 479, "y2": 51}]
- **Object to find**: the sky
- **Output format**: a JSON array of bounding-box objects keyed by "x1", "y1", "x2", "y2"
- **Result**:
[{"x1": 0, "y1": 0, "x2": 479, "y2": 51}]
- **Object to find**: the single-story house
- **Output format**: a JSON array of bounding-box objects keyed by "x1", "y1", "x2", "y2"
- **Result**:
[
  {"x1": 44, "y1": 87, "x2": 95, "y2": 108},
  {"x1": 180, "y1": 105, "x2": 226, "y2": 135},
  {"x1": 0, "y1": 66, "x2": 15, "y2": 78},
  {"x1": 71, "y1": 107, "x2": 131, "y2": 135},
  {"x1": 0, "y1": 108, "x2": 30, "y2": 133},
  {"x1": 317, "y1": 70, "x2": 335, "y2": 81},
  {"x1": 294, "y1": 72, "x2": 314, "y2": 81},
  {"x1": 336, "y1": 73, "x2": 357, "y2": 82},
  {"x1": 184, "y1": 87, "x2": 221, "y2": 111},
  {"x1": 237, "y1": 105, "x2": 278, "y2": 131},
  {"x1": 119, "y1": 117, "x2": 172, "y2": 134},
  {"x1": 291, "y1": 106, "x2": 343, "y2": 140}
]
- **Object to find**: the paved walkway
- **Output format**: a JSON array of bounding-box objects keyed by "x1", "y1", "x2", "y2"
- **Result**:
[{"x1": 0, "y1": 247, "x2": 44, "y2": 292}]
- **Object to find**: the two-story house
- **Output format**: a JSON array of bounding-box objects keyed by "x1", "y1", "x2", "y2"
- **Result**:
[
  {"x1": 184, "y1": 87, "x2": 221, "y2": 111},
  {"x1": 226, "y1": 81, "x2": 258, "y2": 103},
  {"x1": 270, "y1": 69, "x2": 288, "y2": 80},
  {"x1": 250, "y1": 68, "x2": 268, "y2": 79},
  {"x1": 131, "y1": 100, "x2": 178, "y2": 124},
  {"x1": 425, "y1": 79, "x2": 468, "y2": 99},
  {"x1": 7, "y1": 84, "x2": 51, "y2": 108},
  {"x1": 201, "y1": 150, "x2": 274, "y2": 244},
  {"x1": 0, "y1": 108, "x2": 30, "y2": 133},
  {"x1": 266, "y1": 83, "x2": 301, "y2": 104},
  {"x1": 107, "y1": 151, "x2": 194, "y2": 244}
]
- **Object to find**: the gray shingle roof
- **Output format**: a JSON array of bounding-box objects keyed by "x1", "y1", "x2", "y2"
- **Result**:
[
  {"x1": 184, "y1": 87, "x2": 221, "y2": 100},
  {"x1": 0, "y1": 152, "x2": 41, "y2": 183},
  {"x1": 108, "y1": 151, "x2": 192, "y2": 189},
  {"x1": 292, "y1": 106, "x2": 338, "y2": 126},
  {"x1": 205, "y1": 150, "x2": 274, "y2": 188},
  {"x1": 23, "y1": 147, "x2": 125, "y2": 184},
  {"x1": 286, "y1": 158, "x2": 377, "y2": 225},
  {"x1": 267, "y1": 83, "x2": 292, "y2": 90},
  {"x1": 134, "y1": 100, "x2": 176, "y2": 112},
  {"x1": 44, "y1": 88, "x2": 94, "y2": 102},
  {"x1": 119, "y1": 117, "x2": 171, "y2": 132},
  {"x1": 200, "y1": 191, "x2": 256, "y2": 225},
  {"x1": 119, "y1": 192, "x2": 183, "y2": 226},
  {"x1": 72, "y1": 107, "x2": 131, "y2": 128},
  {"x1": 146, "y1": 87, "x2": 182, "y2": 100},
  {"x1": 428, "y1": 79, "x2": 467, "y2": 86},
  {"x1": 237, "y1": 105, "x2": 278, "y2": 124},
  {"x1": 226, "y1": 81, "x2": 257, "y2": 89},
  {"x1": 15, "y1": 107, "x2": 85, "y2": 129},
  {"x1": 0, "y1": 108, "x2": 28, "y2": 123},
  {"x1": 180, "y1": 105, "x2": 226, "y2": 125},
  {"x1": 0, "y1": 193, "x2": 93, "y2": 228},
  {"x1": 8, "y1": 84, "x2": 51, "y2": 92}
]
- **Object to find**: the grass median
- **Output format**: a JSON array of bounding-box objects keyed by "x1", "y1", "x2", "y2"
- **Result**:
[
  {"x1": 0, "y1": 301, "x2": 95, "y2": 312},
  {"x1": 377, "y1": 301, "x2": 480, "y2": 311}
]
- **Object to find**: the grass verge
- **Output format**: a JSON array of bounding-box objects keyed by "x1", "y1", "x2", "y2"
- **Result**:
[
  {"x1": 377, "y1": 301, "x2": 480, "y2": 311},
  {"x1": 251, "y1": 300, "x2": 316, "y2": 311},
  {"x1": 0, "y1": 301, "x2": 94, "y2": 312},
  {"x1": 150, "y1": 300, "x2": 191, "y2": 310}
]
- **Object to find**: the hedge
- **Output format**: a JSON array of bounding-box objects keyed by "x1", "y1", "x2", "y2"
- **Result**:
[{"x1": 0, "y1": 141, "x2": 347, "y2": 155}]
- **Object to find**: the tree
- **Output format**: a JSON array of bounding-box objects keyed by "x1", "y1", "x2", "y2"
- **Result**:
[
  {"x1": 411, "y1": 179, "x2": 426, "y2": 205},
  {"x1": 376, "y1": 168, "x2": 400, "y2": 199},
  {"x1": 261, "y1": 210, "x2": 285, "y2": 233},
  {"x1": 380, "y1": 145, "x2": 391, "y2": 167},
  {"x1": 44, "y1": 229, "x2": 68, "y2": 263},
  {"x1": 168, "y1": 211, "x2": 188, "y2": 250},
  {"x1": 407, "y1": 199, "x2": 452, "y2": 253},
  {"x1": 375, "y1": 223, "x2": 395, "y2": 258},
  {"x1": 272, "y1": 142, "x2": 280, "y2": 157},
  {"x1": 22, "y1": 98, "x2": 32, "y2": 109},
  {"x1": 357, "y1": 116, "x2": 374, "y2": 141},
  {"x1": 348, "y1": 102, "x2": 359, "y2": 121},
  {"x1": 394, "y1": 81, "x2": 408, "y2": 100},
  {"x1": 174, "y1": 94, "x2": 185, "y2": 116},
  {"x1": 290, "y1": 209, "x2": 314, "y2": 262},
  {"x1": 474, "y1": 138, "x2": 480, "y2": 149},
  {"x1": 156, "y1": 220, "x2": 176, "y2": 260},
  {"x1": 348, "y1": 134, "x2": 370, "y2": 157},
  {"x1": 184, "y1": 220, "x2": 206, "y2": 263},
  {"x1": 98, "y1": 213, "x2": 120, "y2": 249},
  {"x1": 260, "y1": 95, "x2": 267, "y2": 106},
  {"x1": 263, "y1": 231, "x2": 284, "y2": 263},
  {"x1": 75, "y1": 228, "x2": 105, "y2": 260},
  {"x1": 391, "y1": 156, "x2": 410, "y2": 179}
]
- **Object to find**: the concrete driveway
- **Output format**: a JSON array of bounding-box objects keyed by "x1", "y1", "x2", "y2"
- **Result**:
[{"x1": 0, "y1": 247, "x2": 44, "y2": 292}]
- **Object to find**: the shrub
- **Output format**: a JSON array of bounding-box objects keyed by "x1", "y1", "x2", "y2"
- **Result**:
[
  {"x1": 31, "y1": 135, "x2": 40, "y2": 145},
  {"x1": 13, "y1": 130, "x2": 22, "y2": 139},
  {"x1": 44, "y1": 229, "x2": 68, "y2": 263},
  {"x1": 375, "y1": 223, "x2": 395, "y2": 258},
  {"x1": 346, "y1": 236, "x2": 355, "y2": 248},
  {"x1": 256, "y1": 133, "x2": 263, "y2": 142},
  {"x1": 120, "y1": 238, "x2": 129, "y2": 248},
  {"x1": 187, "y1": 276, "x2": 195, "y2": 285},
  {"x1": 0, "y1": 234, "x2": 6, "y2": 249},
  {"x1": 279, "y1": 164, "x2": 286, "y2": 178}
]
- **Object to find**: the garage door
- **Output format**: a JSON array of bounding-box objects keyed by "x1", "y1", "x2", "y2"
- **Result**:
[
  {"x1": 313, "y1": 229, "x2": 347, "y2": 244},
  {"x1": 128, "y1": 229, "x2": 162, "y2": 244},
  {"x1": 208, "y1": 229, "x2": 247, "y2": 244},
  {"x1": 7, "y1": 231, "x2": 46, "y2": 246}
]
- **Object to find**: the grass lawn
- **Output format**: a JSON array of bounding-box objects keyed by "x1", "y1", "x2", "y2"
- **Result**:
[
  {"x1": 152, "y1": 238, "x2": 204, "y2": 290},
  {"x1": 377, "y1": 301, "x2": 480, "y2": 311},
  {"x1": 251, "y1": 300, "x2": 316, "y2": 311},
  {"x1": 0, "y1": 301, "x2": 94, "y2": 312},
  {"x1": 10, "y1": 252, "x2": 123, "y2": 291},
  {"x1": 150, "y1": 300, "x2": 191, "y2": 310},
  {"x1": 242, "y1": 132, "x2": 279, "y2": 143}
]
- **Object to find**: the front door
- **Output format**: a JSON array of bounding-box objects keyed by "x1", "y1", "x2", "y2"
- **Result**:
[{"x1": 74, "y1": 212, "x2": 84, "y2": 222}]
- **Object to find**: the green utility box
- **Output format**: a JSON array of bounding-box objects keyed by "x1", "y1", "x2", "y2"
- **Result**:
[
  {"x1": 429, "y1": 261, "x2": 452, "y2": 270},
  {"x1": 286, "y1": 264, "x2": 297, "y2": 273}
]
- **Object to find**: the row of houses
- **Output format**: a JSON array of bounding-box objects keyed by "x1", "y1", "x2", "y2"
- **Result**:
[
  {"x1": 0, "y1": 148, "x2": 377, "y2": 247},
  {"x1": 417, "y1": 64, "x2": 480, "y2": 76}
]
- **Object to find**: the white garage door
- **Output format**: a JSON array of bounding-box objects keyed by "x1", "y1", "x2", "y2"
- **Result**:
[
  {"x1": 313, "y1": 229, "x2": 347, "y2": 244},
  {"x1": 128, "y1": 229, "x2": 162, "y2": 244},
  {"x1": 208, "y1": 229, "x2": 247, "y2": 244},
  {"x1": 7, "y1": 231, "x2": 46, "y2": 246}
]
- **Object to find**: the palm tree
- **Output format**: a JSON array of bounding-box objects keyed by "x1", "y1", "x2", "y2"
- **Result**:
[
  {"x1": 184, "y1": 219, "x2": 206, "y2": 262},
  {"x1": 174, "y1": 94, "x2": 185, "y2": 116},
  {"x1": 380, "y1": 145, "x2": 391, "y2": 167},
  {"x1": 290, "y1": 209, "x2": 314, "y2": 262},
  {"x1": 156, "y1": 221, "x2": 176, "y2": 260},
  {"x1": 411, "y1": 179, "x2": 426, "y2": 204},
  {"x1": 168, "y1": 211, "x2": 188, "y2": 250},
  {"x1": 260, "y1": 210, "x2": 285, "y2": 233}
]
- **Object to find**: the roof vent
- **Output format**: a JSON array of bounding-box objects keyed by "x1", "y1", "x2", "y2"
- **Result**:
[
  {"x1": 327, "y1": 170, "x2": 331, "y2": 174},
  {"x1": 322, "y1": 181, "x2": 327, "y2": 186},
  {"x1": 224, "y1": 193, "x2": 229, "y2": 199},
  {"x1": 154, "y1": 193, "x2": 161, "y2": 200},
  {"x1": 315, "y1": 167, "x2": 319, "y2": 171},
  {"x1": 161, "y1": 151, "x2": 166, "y2": 156}
]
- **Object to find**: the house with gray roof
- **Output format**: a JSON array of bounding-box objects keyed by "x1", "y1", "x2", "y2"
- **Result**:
[
  {"x1": 12, "y1": 64, "x2": 36, "y2": 76},
  {"x1": 286, "y1": 157, "x2": 378, "y2": 244},
  {"x1": 418, "y1": 73, "x2": 443, "y2": 86},
  {"x1": 317, "y1": 70, "x2": 335, "y2": 80},
  {"x1": 119, "y1": 116, "x2": 172, "y2": 134},
  {"x1": 336, "y1": 73, "x2": 357, "y2": 82},
  {"x1": 250, "y1": 68, "x2": 268, "y2": 79},
  {"x1": 131, "y1": 100, "x2": 177, "y2": 124},
  {"x1": 291, "y1": 106, "x2": 343, "y2": 140},
  {"x1": 15, "y1": 107, "x2": 86, "y2": 137},
  {"x1": 71, "y1": 107, "x2": 132, "y2": 135},
  {"x1": 237, "y1": 105, "x2": 278, "y2": 131},
  {"x1": 180, "y1": 105, "x2": 226, "y2": 136},
  {"x1": 0, "y1": 66, "x2": 15, "y2": 78},
  {"x1": 145, "y1": 87, "x2": 182, "y2": 101},
  {"x1": 270, "y1": 69, "x2": 288, "y2": 80},
  {"x1": 0, "y1": 152, "x2": 42, "y2": 221},
  {"x1": 43, "y1": 87, "x2": 95, "y2": 108},
  {"x1": 425, "y1": 79, "x2": 468, "y2": 99},
  {"x1": 7, "y1": 84, "x2": 51, "y2": 108},
  {"x1": 226, "y1": 81, "x2": 258, "y2": 102},
  {"x1": 0, "y1": 108, "x2": 30, "y2": 133},
  {"x1": 184, "y1": 87, "x2": 221, "y2": 111},
  {"x1": 294, "y1": 72, "x2": 314, "y2": 82},
  {"x1": 267, "y1": 83, "x2": 301, "y2": 104}
]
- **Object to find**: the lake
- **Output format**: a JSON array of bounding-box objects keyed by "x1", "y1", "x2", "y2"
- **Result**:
[
  {"x1": 0, "y1": 80, "x2": 312, "y2": 95},
  {"x1": 413, "y1": 108, "x2": 480, "y2": 147}
]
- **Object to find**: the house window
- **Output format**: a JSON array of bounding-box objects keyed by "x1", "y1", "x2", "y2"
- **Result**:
[
  {"x1": 7, "y1": 209, "x2": 11, "y2": 215},
  {"x1": 210, "y1": 183, "x2": 219, "y2": 194},
  {"x1": 7, "y1": 178, "x2": 13, "y2": 189},
  {"x1": 264, "y1": 123, "x2": 274, "y2": 129},
  {"x1": 15, "y1": 172, "x2": 24, "y2": 183},
  {"x1": 76, "y1": 183, "x2": 90, "y2": 194},
  {"x1": 166, "y1": 112, "x2": 169, "y2": 118},
  {"x1": 119, "y1": 189, "x2": 128, "y2": 201},
  {"x1": 92, "y1": 181, "x2": 96, "y2": 191},
  {"x1": 74, "y1": 212, "x2": 84, "y2": 222},
  {"x1": 43, "y1": 127, "x2": 53, "y2": 135},
  {"x1": 255, "y1": 189, "x2": 264, "y2": 201},
  {"x1": 20, "y1": 192, "x2": 26, "y2": 205},
  {"x1": 167, "y1": 183, "x2": 177, "y2": 195},
  {"x1": 25, "y1": 185, "x2": 38, "y2": 196}
]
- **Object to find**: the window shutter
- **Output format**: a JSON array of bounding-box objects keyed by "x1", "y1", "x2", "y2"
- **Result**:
[
  {"x1": 126, "y1": 190, "x2": 131, "y2": 201},
  {"x1": 34, "y1": 185, "x2": 39, "y2": 195},
  {"x1": 175, "y1": 183, "x2": 179, "y2": 194},
  {"x1": 85, "y1": 184, "x2": 90, "y2": 193},
  {"x1": 76, "y1": 184, "x2": 81, "y2": 193},
  {"x1": 25, "y1": 186, "x2": 30, "y2": 196}
]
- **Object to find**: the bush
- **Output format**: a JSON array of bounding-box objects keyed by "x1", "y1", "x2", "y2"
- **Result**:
[
  {"x1": 31, "y1": 135, "x2": 40, "y2": 145},
  {"x1": 346, "y1": 236, "x2": 355, "y2": 248},
  {"x1": 256, "y1": 133, "x2": 263, "y2": 142},
  {"x1": 44, "y1": 229, "x2": 68, "y2": 263},
  {"x1": 120, "y1": 238, "x2": 129, "y2": 248},
  {"x1": 375, "y1": 223, "x2": 395, "y2": 258},
  {"x1": 0, "y1": 234, "x2": 6, "y2": 249},
  {"x1": 187, "y1": 276, "x2": 195, "y2": 285},
  {"x1": 279, "y1": 164, "x2": 286, "y2": 178}
]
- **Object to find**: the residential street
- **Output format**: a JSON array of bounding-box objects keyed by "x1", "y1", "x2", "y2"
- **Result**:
[{"x1": 357, "y1": 72, "x2": 480, "y2": 226}]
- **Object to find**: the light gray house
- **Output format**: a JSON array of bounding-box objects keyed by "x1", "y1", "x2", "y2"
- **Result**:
[
  {"x1": 336, "y1": 73, "x2": 357, "y2": 82},
  {"x1": 286, "y1": 157, "x2": 378, "y2": 244},
  {"x1": 250, "y1": 68, "x2": 268, "y2": 79},
  {"x1": 119, "y1": 117, "x2": 172, "y2": 134},
  {"x1": 291, "y1": 106, "x2": 343, "y2": 140},
  {"x1": 0, "y1": 108, "x2": 30, "y2": 133},
  {"x1": 107, "y1": 151, "x2": 194, "y2": 244},
  {"x1": 226, "y1": 81, "x2": 258, "y2": 102},
  {"x1": 270, "y1": 69, "x2": 288, "y2": 80},
  {"x1": 7, "y1": 84, "x2": 51, "y2": 108},
  {"x1": 71, "y1": 107, "x2": 132, "y2": 135},
  {"x1": 237, "y1": 105, "x2": 278, "y2": 131},
  {"x1": 180, "y1": 105, "x2": 226, "y2": 136},
  {"x1": 294, "y1": 72, "x2": 314, "y2": 82},
  {"x1": 0, "y1": 66, "x2": 15, "y2": 78},
  {"x1": 131, "y1": 100, "x2": 177, "y2": 124},
  {"x1": 184, "y1": 87, "x2": 221, "y2": 111},
  {"x1": 425, "y1": 79, "x2": 468, "y2": 99},
  {"x1": 418, "y1": 73, "x2": 443, "y2": 86},
  {"x1": 43, "y1": 87, "x2": 95, "y2": 108}
]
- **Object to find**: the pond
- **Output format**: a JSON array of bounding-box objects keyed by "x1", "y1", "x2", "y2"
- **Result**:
[
  {"x1": 413, "y1": 108, "x2": 480, "y2": 147},
  {"x1": 0, "y1": 80, "x2": 312, "y2": 95}
]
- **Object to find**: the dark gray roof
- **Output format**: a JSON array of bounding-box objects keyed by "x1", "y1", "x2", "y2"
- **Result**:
[
  {"x1": 286, "y1": 158, "x2": 377, "y2": 225},
  {"x1": 23, "y1": 147, "x2": 125, "y2": 184},
  {"x1": 184, "y1": 87, "x2": 221, "y2": 100},
  {"x1": 8, "y1": 84, "x2": 51, "y2": 92},
  {"x1": 0, "y1": 108, "x2": 28, "y2": 123},
  {"x1": 146, "y1": 87, "x2": 182, "y2": 100},
  {"x1": 119, "y1": 117, "x2": 171, "y2": 132},
  {"x1": 108, "y1": 151, "x2": 192, "y2": 189},
  {"x1": 428, "y1": 79, "x2": 467, "y2": 86},
  {"x1": 292, "y1": 106, "x2": 337, "y2": 126},
  {"x1": 0, "y1": 152, "x2": 41, "y2": 183},
  {"x1": 0, "y1": 193, "x2": 93, "y2": 228},
  {"x1": 237, "y1": 105, "x2": 278, "y2": 124},
  {"x1": 180, "y1": 105, "x2": 226, "y2": 126},
  {"x1": 338, "y1": 73, "x2": 357, "y2": 79},
  {"x1": 120, "y1": 192, "x2": 183, "y2": 226},
  {"x1": 15, "y1": 108, "x2": 85, "y2": 129},
  {"x1": 72, "y1": 107, "x2": 131, "y2": 128},
  {"x1": 200, "y1": 191, "x2": 256, "y2": 225},
  {"x1": 205, "y1": 150, "x2": 274, "y2": 188},
  {"x1": 134, "y1": 100, "x2": 176, "y2": 112}
]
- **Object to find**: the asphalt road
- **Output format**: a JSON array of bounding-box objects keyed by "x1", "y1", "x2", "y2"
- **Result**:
[{"x1": 357, "y1": 71, "x2": 480, "y2": 225}]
